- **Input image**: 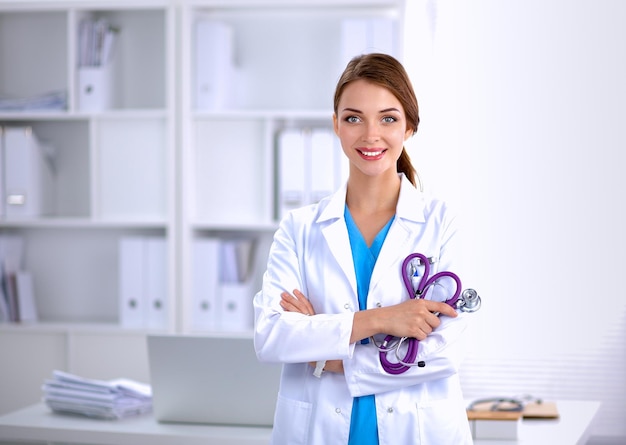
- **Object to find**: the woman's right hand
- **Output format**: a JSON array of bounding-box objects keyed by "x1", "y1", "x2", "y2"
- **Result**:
[{"x1": 352, "y1": 298, "x2": 457, "y2": 344}]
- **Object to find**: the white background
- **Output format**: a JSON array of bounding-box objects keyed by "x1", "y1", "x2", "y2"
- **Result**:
[{"x1": 403, "y1": 0, "x2": 626, "y2": 441}]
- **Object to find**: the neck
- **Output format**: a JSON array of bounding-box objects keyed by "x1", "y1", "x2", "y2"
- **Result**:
[{"x1": 346, "y1": 171, "x2": 401, "y2": 215}]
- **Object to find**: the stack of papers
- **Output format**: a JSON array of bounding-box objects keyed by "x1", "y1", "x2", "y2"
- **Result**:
[
  {"x1": 42, "y1": 370, "x2": 152, "y2": 420},
  {"x1": 0, "y1": 90, "x2": 67, "y2": 111}
]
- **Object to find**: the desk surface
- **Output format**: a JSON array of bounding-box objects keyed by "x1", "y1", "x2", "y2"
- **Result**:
[
  {"x1": 0, "y1": 401, "x2": 600, "y2": 445},
  {"x1": 0, "y1": 403, "x2": 272, "y2": 445}
]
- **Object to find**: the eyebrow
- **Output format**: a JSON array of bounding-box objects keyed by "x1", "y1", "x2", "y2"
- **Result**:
[{"x1": 341, "y1": 107, "x2": 402, "y2": 114}]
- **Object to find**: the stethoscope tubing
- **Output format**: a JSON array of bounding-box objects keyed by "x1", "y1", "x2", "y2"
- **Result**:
[{"x1": 378, "y1": 252, "x2": 462, "y2": 374}]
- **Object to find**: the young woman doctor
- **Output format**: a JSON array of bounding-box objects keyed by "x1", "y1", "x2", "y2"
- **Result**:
[{"x1": 254, "y1": 53, "x2": 473, "y2": 444}]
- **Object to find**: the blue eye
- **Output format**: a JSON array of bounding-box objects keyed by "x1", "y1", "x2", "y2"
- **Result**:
[
  {"x1": 345, "y1": 116, "x2": 361, "y2": 123},
  {"x1": 382, "y1": 116, "x2": 397, "y2": 123}
]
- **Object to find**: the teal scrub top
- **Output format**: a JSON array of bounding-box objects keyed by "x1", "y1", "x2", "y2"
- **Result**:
[{"x1": 345, "y1": 206, "x2": 395, "y2": 445}]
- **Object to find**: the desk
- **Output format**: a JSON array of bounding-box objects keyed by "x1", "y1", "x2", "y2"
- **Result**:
[
  {"x1": 0, "y1": 401, "x2": 599, "y2": 445},
  {"x1": 0, "y1": 403, "x2": 271, "y2": 445},
  {"x1": 471, "y1": 400, "x2": 600, "y2": 445}
]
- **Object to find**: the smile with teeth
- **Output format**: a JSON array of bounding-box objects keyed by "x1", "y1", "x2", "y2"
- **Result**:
[{"x1": 358, "y1": 149, "x2": 386, "y2": 157}]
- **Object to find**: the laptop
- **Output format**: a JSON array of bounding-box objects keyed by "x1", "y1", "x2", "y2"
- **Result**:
[{"x1": 147, "y1": 334, "x2": 282, "y2": 427}]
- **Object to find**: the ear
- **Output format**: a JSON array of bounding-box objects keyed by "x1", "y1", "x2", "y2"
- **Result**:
[
  {"x1": 404, "y1": 126, "x2": 413, "y2": 141},
  {"x1": 333, "y1": 113, "x2": 339, "y2": 136}
]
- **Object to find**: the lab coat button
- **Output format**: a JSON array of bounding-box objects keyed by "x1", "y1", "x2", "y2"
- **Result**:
[
  {"x1": 335, "y1": 408, "x2": 341, "y2": 414},
  {"x1": 376, "y1": 302, "x2": 382, "y2": 307},
  {"x1": 387, "y1": 407, "x2": 394, "y2": 413},
  {"x1": 343, "y1": 303, "x2": 350, "y2": 310}
]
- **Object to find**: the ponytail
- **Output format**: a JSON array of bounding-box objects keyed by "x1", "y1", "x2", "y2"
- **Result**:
[{"x1": 397, "y1": 148, "x2": 417, "y2": 188}]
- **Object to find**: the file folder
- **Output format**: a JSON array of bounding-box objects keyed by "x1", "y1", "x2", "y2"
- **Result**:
[
  {"x1": 195, "y1": 19, "x2": 234, "y2": 110},
  {"x1": 191, "y1": 237, "x2": 221, "y2": 331},
  {"x1": 118, "y1": 236, "x2": 168, "y2": 329},
  {"x1": 310, "y1": 128, "x2": 336, "y2": 203},
  {"x1": 15, "y1": 271, "x2": 38, "y2": 323},
  {"x1": 370, "y1": 18, "x2": 395, "y2": 55},
  {"x1": 277, "y1": 128, "x2": 306, "y2": 218},
  {"x1": 219, "y1": 281, "x2": 254, "y2": 331},
  {"x1": 340, "y1": 18, "x2": 396, "y2": 68},
  {"x1": 340, "y1": 18, "x2": 369, "y2": 67},
  {"x1": 0, "y1": 128, "x2": 4, "y2": 219},
  {"x1": 118, "y1": 237, "x2": 145, "y2": 328},
  {"x1": 145, "y1": 237, "x2": 168, "y2": 330},
  {"x1": 0, "y1": 234, "x2": 24, "y2": 323},
  {"x1": 3, "y1": 126, "x2": 54, "y2": 219}
]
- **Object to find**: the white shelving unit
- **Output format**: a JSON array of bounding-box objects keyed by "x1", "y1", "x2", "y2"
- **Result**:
[
  {"x1": 0, "y1": 0, "x2": 405, "y2": 416},
  {"x1": 0, "y1": 0, "x2": 176, "y2": 415},
  {"x1": 179, "y1": 0, "x2": 404, "y2": 333}
]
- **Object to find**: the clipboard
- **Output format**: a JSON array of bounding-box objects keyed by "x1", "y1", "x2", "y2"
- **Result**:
[
  {"x1": 467, "y1": 401, "x2": 559, "y2": 420},
  {"x1": 522, "y1": 401, "x2": 559, "y2": 419}
]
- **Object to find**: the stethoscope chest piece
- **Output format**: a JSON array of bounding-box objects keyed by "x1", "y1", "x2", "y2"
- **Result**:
[{"x1": 457, "y1": 288, "x2": 481, "y2": 313}]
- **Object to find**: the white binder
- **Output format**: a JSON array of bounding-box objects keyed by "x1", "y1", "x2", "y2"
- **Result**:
[
  {"x1": 191, "y1": 237, "x2": 221, "y2": 331},
  {"x1": 119, "y1": 236, "x2": 168, "y2": 329},
  {"x1": 15, "y1": 271, "x2": 38, "y2": 323},
  {"x1": 340, "y1": 18, "x2": 396, "y2": 68},
  {"x1": 195, "y1": 19, "x2": 234, "y2": 110},
  {"x1": 0, "y1": 127, "x2": 4, "y2": 219},
  {"x1": 219, "y1": 282, "x2": 254, "y2": 332},
  {"x1": 340, "y1": 18, "x2": 369, "y2": 67},
  {"x1": 310, "y1": 128, "x2": 337, "y2": 203},
  {"x1": 277, "y1": 128, "x2": 307, "y2": 218},
  {"x1": 218, "y1": 239, "x2": 256, "y2": 332},
  {"x1": 3, "y1": 126, "x2": 54, "y2": 219},
  {"x1": 145, "y1": 237, "x2": 168, "y2": 330},
  {"x1": 370, "y1": 18, "x2": 395, "y2": 55},
  {"x1": 118, "y1": 237, "x2": 145, "y2": 328}
]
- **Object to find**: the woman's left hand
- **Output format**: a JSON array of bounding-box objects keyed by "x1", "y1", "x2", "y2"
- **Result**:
[
  {"x1": 280, "y1": 289, "x2": 316, "y2": 316},
  {"x1": 279, "y1": 289, "x2": 344, "y2": 374}
]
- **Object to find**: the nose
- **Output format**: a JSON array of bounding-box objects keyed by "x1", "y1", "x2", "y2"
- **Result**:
[{"x1": 362, "y1": 122, "x2": 380, "y2": 143}]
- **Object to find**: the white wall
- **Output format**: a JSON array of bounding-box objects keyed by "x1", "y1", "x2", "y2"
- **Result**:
[{"x1": 404, "y1": 0, "x2": 626, "y2": 440}]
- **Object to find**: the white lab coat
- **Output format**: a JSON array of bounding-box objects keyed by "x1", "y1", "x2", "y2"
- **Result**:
[{"x1": 254, "y1": 174, "x2": 473, "y2": 445}]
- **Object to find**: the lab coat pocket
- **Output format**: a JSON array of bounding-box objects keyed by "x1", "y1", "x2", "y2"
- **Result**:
[
  {"x1": 271, "y1": 394, "x2": 312, "y2": 445},
  {"x1": 416, "y1": 398, "x2": 472, "y2": 445}
]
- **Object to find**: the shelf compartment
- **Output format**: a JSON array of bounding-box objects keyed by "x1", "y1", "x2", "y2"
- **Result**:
[
  {"x1": 93, "y1": 116, "x2": 168, "y2": 221},
  {"x1": 18, "y1": 226, "x2": 166, "y2": 325},
  {"x1": 0, "y1": 10, "x2": 68, "y2": 108},
  {"x1": 0, "y1": 119, "x2": 91, "y2": 219},
  {"x1": 73, "y1": 8, "x2": 168, "y2": 111},
  {"x1": 192, "y1": 117, "x2": 272, "y2": 225}
]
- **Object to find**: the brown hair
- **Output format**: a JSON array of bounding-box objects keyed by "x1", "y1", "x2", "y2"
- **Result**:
[{"x1": 333, "y1": 53, "x2": 420, "y2": 187}]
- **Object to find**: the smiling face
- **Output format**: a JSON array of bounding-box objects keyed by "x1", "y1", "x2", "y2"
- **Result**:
[{"x1": 333, "y1": 79, "x2": 413, "y2": 181}]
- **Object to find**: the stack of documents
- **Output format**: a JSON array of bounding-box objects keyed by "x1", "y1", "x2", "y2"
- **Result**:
[
  {"x1": 0, "y1": 90, "x2": 67, "y2": 112},
  {"x1": 42, "y1": 370, "x2": 152, "y2": 420}
]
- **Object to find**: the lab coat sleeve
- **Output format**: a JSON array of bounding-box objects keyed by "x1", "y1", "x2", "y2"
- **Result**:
[
  {"x1": 254, "y1": 210, "x2": 355, "y2": 364},
  {"x1": 343, "y1": 202, "x2": 472, "y2": 397}
]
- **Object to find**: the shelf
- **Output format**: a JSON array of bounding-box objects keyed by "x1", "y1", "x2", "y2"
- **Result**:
[
  {"x1": 0, "y1": 218, "x2": 168, "y2": 229},
  {"x1": 191, "y1": 221, "x2": 279, "y2": 232},
  {"x1": 0, "y1": 321, "x2": 169, "y2": 335}
]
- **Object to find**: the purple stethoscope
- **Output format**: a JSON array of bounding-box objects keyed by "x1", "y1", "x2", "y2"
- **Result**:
[{"x1": 374, "y1": 252, "x2": 481, "y2": 375}]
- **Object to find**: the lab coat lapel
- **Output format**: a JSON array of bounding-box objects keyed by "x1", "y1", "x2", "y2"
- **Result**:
[
  {"x1": 322, "y1": 219, "x2": 357, "y2": 294},
  {"x1": 318, "y1": 184, "x2": 357, "y2": 297},
  {"x1": 369, "y1": 220, "x2": 411, "y2": 296},
  {"x1": 370, "y1": 175, "x2": 426, "y2": 298}
]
